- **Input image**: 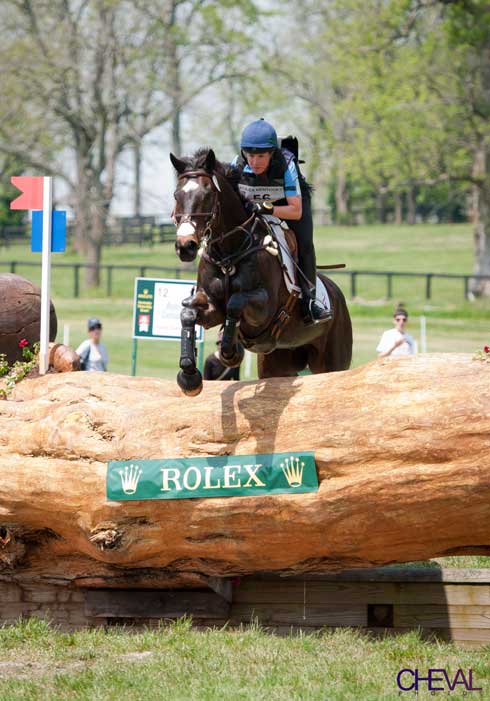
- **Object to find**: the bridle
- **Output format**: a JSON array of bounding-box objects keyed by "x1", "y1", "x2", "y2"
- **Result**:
[
  {"x1": 174, "y1": 168, "x2": 262, "y2": 281},
  {"x1": 174, "y1": 169, "x2": 221, "y2": 241}
]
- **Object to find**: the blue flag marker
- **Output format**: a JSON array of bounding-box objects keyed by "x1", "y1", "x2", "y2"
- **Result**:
[{"x1": 31, "y1": 210, "x2": 66, "y2": 252}]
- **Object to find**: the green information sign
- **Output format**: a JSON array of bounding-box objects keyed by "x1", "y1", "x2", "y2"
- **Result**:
[
  {"x1": 132, "y1": 277, "x2": 204, "y2": 341},
  {"x1": 107, "y1": 452, "x2": 318, "y2": 501}
]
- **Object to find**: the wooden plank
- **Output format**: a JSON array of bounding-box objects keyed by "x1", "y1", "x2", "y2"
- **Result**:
[
  {"x1": 250, "y1": 568, "x2": 490, "y2": 584},
  {"x1": 394, "y1": 604, "x2": 490, "y2": 629},
  {"x1": 228, "y1": 603, "x2": 366, "y2": 626},
  {"x1": 85, "y1": 589, "x2": 230, "y2": 619},
  {"x1": 207, "y1": 577, "x2": 233, "y2": 603},
  {"x1": 233, "y1": 581, "x2": 490, "y2": 606},
  {"x1": 364, "y1": 627, "x2": 490, "y2": 646}
]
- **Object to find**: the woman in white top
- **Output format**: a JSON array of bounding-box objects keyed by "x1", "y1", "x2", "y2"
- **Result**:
[
  {"x1": 376, "y1": 307, "x2": 416, "y2": 358},
  {"x1": 76, "y1": 317, "x2": 109, "y2": 371}
]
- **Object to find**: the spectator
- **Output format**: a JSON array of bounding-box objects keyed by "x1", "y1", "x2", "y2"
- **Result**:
[
  {"x1": 376, "y1": 306, "x2": 416, "y2": 358},
  {"x1": 76, "y1": 317, "x2": 108, "y2": 371},
  {"x1": 204, "y1": 331, "x2": 240, "y2": 381}
]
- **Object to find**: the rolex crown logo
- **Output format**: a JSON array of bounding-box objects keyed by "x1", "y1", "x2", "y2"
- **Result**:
[
  {"x1": 119, "y1": 464, "x2": 143, "y2": 495},
  {"x1": 280, "y1": 456, "x2": 304, "y2": 487}
]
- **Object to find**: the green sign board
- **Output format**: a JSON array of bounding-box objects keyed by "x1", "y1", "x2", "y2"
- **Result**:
[
  {"x1": 107, "y1": 452, "x2": 318, "y2": 501},
  {"x1": 132, "y1": 277, "x2": 204, "y2": 341}
]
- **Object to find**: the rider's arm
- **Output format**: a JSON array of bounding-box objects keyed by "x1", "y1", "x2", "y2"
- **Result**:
[
  {"x1": 272, "y1": 195, "x2": 302, "y2": 221},
  {"x1": 271, "y1": 158, "x2": 302, "y2": 220}
]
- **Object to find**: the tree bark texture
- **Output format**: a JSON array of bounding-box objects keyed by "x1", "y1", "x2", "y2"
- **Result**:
[{"x1": 0, "y1": 354, "x2": 489, "y2": 589}]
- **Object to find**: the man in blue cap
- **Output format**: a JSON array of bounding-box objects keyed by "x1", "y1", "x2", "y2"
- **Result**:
[{"x1": 232, "y1": 118, "x2": 331, "y2": 323}]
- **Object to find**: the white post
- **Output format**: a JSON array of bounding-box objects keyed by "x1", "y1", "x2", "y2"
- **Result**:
[
  {"x1": 39, "y1": 176, "x2": 53, "y2": 375},
  {"x1": 244, "y1": 350, "x2": 253, "y2": 379},
  {"x1": 63, "y1": 324, "x2": 70, "y2": 346},
  {"x1": 420, "y1": 315, "x2": 427, "y2": 353}
]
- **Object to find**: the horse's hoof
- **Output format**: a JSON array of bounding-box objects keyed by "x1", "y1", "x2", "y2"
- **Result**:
[
  {"x1": 177, "y1": 369, "x2": 203, "y2": 396},
  {"x1": 219, "y1": 343, "x2": 244, "y2": 368}
]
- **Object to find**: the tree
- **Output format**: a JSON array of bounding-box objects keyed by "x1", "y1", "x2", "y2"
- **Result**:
[{"x1": 0, "y1": 0, "x2": 258, "y2": 286}]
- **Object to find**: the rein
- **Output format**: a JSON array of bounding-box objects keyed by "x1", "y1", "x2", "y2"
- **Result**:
[{"x1": 175, "y1": 169, "x2": 262, "y2": 273}]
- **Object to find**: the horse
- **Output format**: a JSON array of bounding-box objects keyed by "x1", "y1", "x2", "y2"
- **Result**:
[{"x1": 170, "y1": 147, "x2": 352, "y2": 396}]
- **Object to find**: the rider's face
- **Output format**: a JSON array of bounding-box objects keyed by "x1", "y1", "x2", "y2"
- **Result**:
[{"x1": 244, "y1": 151, "x2": 273, "y2": 175}]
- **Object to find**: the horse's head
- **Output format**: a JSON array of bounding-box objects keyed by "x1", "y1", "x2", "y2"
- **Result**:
[{"x1": 170, "y1": 148, "x2": 221, "y2": 262}]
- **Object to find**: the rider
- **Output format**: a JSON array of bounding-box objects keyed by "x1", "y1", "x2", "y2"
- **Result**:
[{"x1": 231, "y1": 118, "x2": 331, "y2": 323}]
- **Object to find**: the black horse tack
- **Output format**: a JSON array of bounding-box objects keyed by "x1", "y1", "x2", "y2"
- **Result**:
[{"x1": 171, "y1": 148, "x2": 352, "y2": 396}]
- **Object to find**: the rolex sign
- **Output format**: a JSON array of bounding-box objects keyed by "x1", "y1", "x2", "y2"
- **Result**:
[{"x1": 107, "y1": 452, "x2": 318, "y2": 501}]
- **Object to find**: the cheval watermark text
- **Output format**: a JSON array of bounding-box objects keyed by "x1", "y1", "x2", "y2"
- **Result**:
[{"x1": 397, "y1": 668, "x2": 483, "y2": 695}]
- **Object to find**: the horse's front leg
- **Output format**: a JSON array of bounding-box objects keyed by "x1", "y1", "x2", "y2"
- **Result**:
[
  {"x1": 220, "y1": 288, "x2": 268, "y2": 367},
  {"x1": 177, "y1": 301, "x2": 203, "y2": 397}
]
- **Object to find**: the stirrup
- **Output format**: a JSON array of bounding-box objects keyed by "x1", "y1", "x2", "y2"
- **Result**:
[{"x1": 307, "y1": 299, "x2": 333, "y2": 325}]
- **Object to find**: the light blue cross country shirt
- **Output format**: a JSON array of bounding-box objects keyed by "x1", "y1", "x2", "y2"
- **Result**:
[{"x1": 231, "y1": 154, "x2": 302, "y2": 203}]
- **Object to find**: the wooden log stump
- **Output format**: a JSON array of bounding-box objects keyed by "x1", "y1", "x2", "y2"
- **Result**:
[
  {"x1": 0, "y1": 273, "x2": 57, "y2": 363},
  {"x1": 0, "y1": 353, "x2": 489, "y2": 589}
]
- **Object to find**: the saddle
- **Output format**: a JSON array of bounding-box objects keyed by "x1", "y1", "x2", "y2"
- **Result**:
[
  {"x1": 262, "y1": 215, "x2": 301, "y2": 294},
  {"x1": 261, "y1": 214, "x2": 331, "y2": 308}
]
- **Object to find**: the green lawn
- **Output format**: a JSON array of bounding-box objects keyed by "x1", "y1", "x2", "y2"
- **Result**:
[
  {"x1": 1, "y1": 223, "x2": 484, "y2": 378},
  {"x1": 0, "y1": 618, "x2": 488, "y2": 701}
]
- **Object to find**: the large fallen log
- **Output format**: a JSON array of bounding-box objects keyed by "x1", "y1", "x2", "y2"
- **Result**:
[{"x1": 0, "y1": 353, "x2": 489, "y2": 589}]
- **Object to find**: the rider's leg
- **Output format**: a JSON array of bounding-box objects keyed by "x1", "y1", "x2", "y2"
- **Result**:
[{"x1": 286, "y1": 195, "x2": 332, "y2": 322}]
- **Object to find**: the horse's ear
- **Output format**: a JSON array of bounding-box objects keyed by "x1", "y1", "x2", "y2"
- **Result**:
[
  {"x1": 170, "y1": 153, "x2": 187, "y2": 174},
  {"x1": 204, "y1": 149, "x2": 216, "y2": 173}
]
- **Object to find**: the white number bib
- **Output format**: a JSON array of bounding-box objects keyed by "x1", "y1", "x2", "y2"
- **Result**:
[{"x1": 238, "y1": 183, "x2": 285, "y2": 203}]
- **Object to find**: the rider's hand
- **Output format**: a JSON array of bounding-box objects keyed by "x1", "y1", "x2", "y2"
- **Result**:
[{"x1": 253, "y1": 201, "x2": 274, "y2": 216}]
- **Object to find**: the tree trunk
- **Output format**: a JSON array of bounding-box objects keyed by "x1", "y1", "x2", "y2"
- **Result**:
[
  {"x1": 406, "y1": 186, "x2": 417, "y2": 225},
  {"x1": 133, "y1": 141, "x2": 142, "y2": 218},
  {"x1": 335, "y1": 167, "x2": 349, "y2": 223},
  {"x1": 394, "y1": 191, "x2": 402, "y2": 225},
  {"x1": 84, "y1": 199, "x2": 107, "y2": 288},
  {"x1": 375, "y1": 189, "x2": 386, "y2": 223},
  {"x1": 470, "y1": 144, "x2": 490, "y2": 296},
  {"x1": 73, "y1": 155, "x2": 92, "y2": 256},
  {"x1": 0, "y1": 354, "x2": 489, "y2": 588}
]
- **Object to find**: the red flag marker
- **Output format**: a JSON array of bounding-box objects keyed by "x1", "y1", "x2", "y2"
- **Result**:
[{"x1": 10, "y1": 176, "x2": 44, "y2": 210}]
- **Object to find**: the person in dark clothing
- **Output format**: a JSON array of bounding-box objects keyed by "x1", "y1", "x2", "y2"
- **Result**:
[{"x1": 204, "y1": 332, "x2": 241, "y2": 380}]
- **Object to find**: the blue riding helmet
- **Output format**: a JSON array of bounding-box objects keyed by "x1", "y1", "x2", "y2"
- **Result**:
[{"x1": 240, "y1": 118, "x2": 278, "y2": 151}]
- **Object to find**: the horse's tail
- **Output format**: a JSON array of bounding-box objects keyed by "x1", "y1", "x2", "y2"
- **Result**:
[{"x1": 320, "y1": 273, "x2": 353, "y2": 372}]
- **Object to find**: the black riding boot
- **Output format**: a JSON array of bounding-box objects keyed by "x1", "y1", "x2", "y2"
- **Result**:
[
  {"x1": 286, "y1": 194, "x2": 332, "y2": 323},
  {"x1": 298, "y1": 245, "x2": 332, "y2": 323}
]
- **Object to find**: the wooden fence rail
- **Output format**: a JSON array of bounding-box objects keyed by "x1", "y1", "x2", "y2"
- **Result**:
[{"x1": 1, "y1": 259, "x2": 489, "y2": 300}]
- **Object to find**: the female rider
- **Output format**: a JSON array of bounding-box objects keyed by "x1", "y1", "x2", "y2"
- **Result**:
[{"x1": 231, "y1": 118, "x2": 331, "y2": 323}]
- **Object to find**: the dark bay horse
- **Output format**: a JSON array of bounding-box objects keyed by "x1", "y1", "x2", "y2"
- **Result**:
[{"x1": 170, "y1": 147, "x2": 352, "y2": 396}]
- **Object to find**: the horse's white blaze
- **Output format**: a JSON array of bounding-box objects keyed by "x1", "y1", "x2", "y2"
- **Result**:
[
  {"x1": 176, "y1": 221, "x2": 196, "y2": 238},
  {"x1": 182, "y1": 180, "x2": 199, "y2": 192}
]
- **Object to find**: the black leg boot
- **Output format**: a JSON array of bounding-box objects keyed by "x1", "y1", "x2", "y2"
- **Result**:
[
  {"x1": 287, "y1": 194, "x2": 333, "y2": 323},
  {"x1": 298, "y1": 243, "x2": 332, "y2": 324}
]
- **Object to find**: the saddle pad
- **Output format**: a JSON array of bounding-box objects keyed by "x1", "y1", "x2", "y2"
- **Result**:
[{"x1": 263, "y1": 216, "x2": 331, "y2": 311}]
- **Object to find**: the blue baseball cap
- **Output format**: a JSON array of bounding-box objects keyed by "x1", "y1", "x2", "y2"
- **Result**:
[
  {"x1": 240, "y1": 119, "x2": 278, "y2": 151},
  {"x1": 88, "y1": 317, "x2": 102, "y2": 330}
]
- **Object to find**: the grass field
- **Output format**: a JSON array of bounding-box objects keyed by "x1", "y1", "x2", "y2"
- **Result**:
[
  {"x1": 2, "y1": 223, "x2": 487, "y2": 377},
  {"x1": 0, "y1": 617, "x2": 488, "y2": 701}
]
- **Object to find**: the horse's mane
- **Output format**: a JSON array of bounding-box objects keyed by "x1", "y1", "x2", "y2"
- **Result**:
[{"x1": 181, "y1": 147, "x2": 241, "y2": 195}]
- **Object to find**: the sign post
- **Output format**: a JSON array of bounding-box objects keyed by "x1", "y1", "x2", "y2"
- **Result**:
[
  {"x1": 10, "y1": 175, "x2": 66, "y2": 375},
  {"x1": 39, "y1": 177, "x2": 53, "y2": 374},
  {"x1": 131, "y1": 277, "x2": 204, "y2": 376}
]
